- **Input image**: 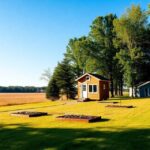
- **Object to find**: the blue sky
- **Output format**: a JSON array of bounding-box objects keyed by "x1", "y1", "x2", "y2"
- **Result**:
[{"x1": 0, "y1": 0, "x2": 149, "y2": 86}]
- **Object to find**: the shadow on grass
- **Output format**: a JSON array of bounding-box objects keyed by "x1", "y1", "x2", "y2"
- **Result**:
[
  {"x1": 99, "y1": 118, "x2": 110, "y2": 122},
  {"x1": 0, "y1": 103, "x2": 66, "y2": 114},
  {"x1": 0, "y1": 124, "x2": 150, "y2": 150},
  {"x1": 109, "y1": 96, "x2": 150, "y2": 101}
]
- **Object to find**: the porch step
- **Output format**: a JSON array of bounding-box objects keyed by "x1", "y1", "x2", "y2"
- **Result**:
[{"x1": 77, "y1": 98, "x2": 89, "y2": 102}]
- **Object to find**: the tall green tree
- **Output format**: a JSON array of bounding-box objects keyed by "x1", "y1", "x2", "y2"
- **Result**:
[
  {"x1": 46, "y1": 76, "x2": 59, "y2": 99},
  {"x1": 89, "y1": 14, "x2": 118, "y2": 97},
  {"x1": 65, "y1": 37, "x2": 99, "y2": 77},
  {"x1": 46, "y1": 59, "x2": 76, "y2": 100},
  {"x1": 54, "y1": 58, "x2": 76, "y2": 99},
  {"x1": 113, "y1": 5, "x2": 148, "y2": 96}
]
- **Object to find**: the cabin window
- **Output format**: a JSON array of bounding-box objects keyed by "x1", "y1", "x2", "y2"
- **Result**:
[
  {"x1": 89, "y1": 85, "x2": 97, "y2": 93},
  {"x1": 82, "y1": 85, "x2": 86, "y2": 91},
  {"x1": 89, "y1": 85, "x2": 92, "y2": 92},
  {"x1": 86, "y1": 75, "x2": 90, "y2": 80},
  {"x1": 93, "y1": 85, "x2": 97, "y2": 92}
]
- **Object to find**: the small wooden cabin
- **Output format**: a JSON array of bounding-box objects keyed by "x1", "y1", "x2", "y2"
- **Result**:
[{"x1": 76, "y1": 73, "x2": 109, "y2": 101}]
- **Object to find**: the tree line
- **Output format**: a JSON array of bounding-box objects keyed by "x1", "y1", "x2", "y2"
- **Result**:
[
  {"x1": 46, "y1": 4, "x2": 150, "y2": 99},
  {"x1": 0, "y1": 86, "x2": 45, "y2": 93}
]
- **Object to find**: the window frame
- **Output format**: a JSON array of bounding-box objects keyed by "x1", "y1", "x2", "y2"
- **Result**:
[
  {"x1": 88, "y1": 84, "x2": 98, "y2": 93},
  {"x1": 86, "y1": 75, "x2": 90, "y2": 81}
]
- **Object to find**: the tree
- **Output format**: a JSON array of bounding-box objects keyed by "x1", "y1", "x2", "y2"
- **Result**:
[
  {"x1": 113, "y1": 5, "x2": 148, "y2": 97},
  {"x1": 46, "y1": 76, "x2": 59, "y2": 99},
  {"x1": 89, "y1": 14, "x2": 118, "y2": 97},
  {"x1": 46, "y1": 59, "x2": 76, "y2": 100},
  {"x1": 65, "y1": 37, "x2": 98, "y2": 76},
  {"x1": 147, "y1": 4, "x2": 150, "y2": 15},
  {"x1": 54, "y1": 59, "x2": 76, "y2": 99},
  {"x1": 40, "y1": 68, "x2": 52, "y2": 82},
  {"x1": 64, "y1": 38, "x2": 83, "y2": 77}
]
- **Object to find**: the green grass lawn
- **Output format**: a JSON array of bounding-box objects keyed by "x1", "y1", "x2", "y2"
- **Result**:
[{"x1": 0, "y1": 97, "x2": 150, "y2": 150}]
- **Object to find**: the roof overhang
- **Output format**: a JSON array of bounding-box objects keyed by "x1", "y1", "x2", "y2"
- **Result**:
[
  {"x1": 137, "y1": 81, "x2": 150, "y2": 88},
  {"x1": 75, "y1": 73, "x2": 110, "y2": 82}
]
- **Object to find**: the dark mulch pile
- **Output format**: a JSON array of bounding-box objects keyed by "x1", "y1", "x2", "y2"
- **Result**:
[
  {"x1": 57, "y1": 114, "x2": 102, "y2": 123},
  {"x1": 10, "y1": 111, "x2": 48, "y2": 117},
  {"x1": 106, "y1": 105, "x2": 134, "y2": 108}
]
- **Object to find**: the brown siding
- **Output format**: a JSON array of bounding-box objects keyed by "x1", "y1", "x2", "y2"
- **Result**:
[
  {"x1": 99, "y1": 80, "x2": 109, "y2": 100},
  {"x1": 78, "y1": 75, "x2": 100, "y2": 100},
  {"x1": 77, "y1": 74, "x2": 109, "y2": 100}
]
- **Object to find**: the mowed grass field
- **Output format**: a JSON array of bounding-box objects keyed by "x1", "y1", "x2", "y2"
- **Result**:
[
  {"x1": 0, "y1": 93, "x2": 150, "y2": 150},
  {"x1": 0, "y1": 93, "x2": 48, "y2": 106}
]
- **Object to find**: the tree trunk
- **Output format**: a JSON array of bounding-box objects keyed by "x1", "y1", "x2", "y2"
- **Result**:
[
  {"x1": 131, "y1": 83, "x2": 134, "y2": 98},
  {"x1": 120, "y1": 78, "x2": 123, "y2": 96},
  {"x1": 115, "y1": 81, "x2": 118, "y2": 96},
  {"x1": 110, "y1": 74, "x2": 114, "y2": 98},
  {"x1": 119, "y1": 83, "x2": 121, "y2": 96}
]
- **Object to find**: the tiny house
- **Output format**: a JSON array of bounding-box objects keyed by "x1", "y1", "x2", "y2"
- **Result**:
[
  {"x1": 76, "y1": 73, "x2": 109, "y2": 101},
  {"x1": 129, "y1": 81, "x2": 150, "y2": 97}
]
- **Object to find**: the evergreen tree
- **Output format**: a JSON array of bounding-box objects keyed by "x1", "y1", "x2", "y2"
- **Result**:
[
  {"x1": 46, "y1": 59, "x2": 76, "y2": 100},
  {"x1": 46, "y1": 76, "x2": 59, "y2": 99},
  {"x1": 54, "y1": 59, "x2": 76, "y2": 99}
]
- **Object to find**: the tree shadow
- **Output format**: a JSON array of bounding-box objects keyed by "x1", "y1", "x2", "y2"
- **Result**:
[
  {"x1": 110, "y1": 96, "x2": 150, "y2": 101},
  {"x1": 0, "y1": 124, "x2": 150, "y2": 150},
  {"x1": 99, "y1": 118, "x2": 110, "y2": 122},
  {"x1": 0, "y1": 103, "x2": 66, "y2": 114}
]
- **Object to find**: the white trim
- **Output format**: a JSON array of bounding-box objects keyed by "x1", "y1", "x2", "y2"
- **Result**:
[
  {"x1": 86, "y1": 75, "x2": 91, "y2": 81},
  {"x1": 138, "y1": 81, "x2": 150, "y2": 88},
  {"x1": 76, "y1": 73, "x2": 110, "y2": 82},
  {"x1": 81, "y1": 84, "x2": 88, "y2": 98},
  {"x1": 76, "y1": 73, "x2": 101, "y2": 81},
  {"x1": 88, "y1": 84, "x2": 98, "y2": 94},
  {"x1": 75, "y1": 73, "x2": 90, "y2": 81}
]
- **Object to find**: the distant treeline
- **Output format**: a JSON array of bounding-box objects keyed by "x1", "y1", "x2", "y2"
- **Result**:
[{"x1": 0, "y1": 86, "x2": 46, "y2": 93}]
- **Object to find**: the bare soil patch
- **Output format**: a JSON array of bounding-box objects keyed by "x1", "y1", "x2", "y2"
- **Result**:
[
  {"x1": 10, "y1": 111, "x2": 48, "y2": 117},
  {"x1": 57, "y1": 114, "x2": 102, "y2": 123}
]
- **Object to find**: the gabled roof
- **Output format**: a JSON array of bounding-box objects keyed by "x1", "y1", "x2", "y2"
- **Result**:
[
  {"x1": 76, "y1": 73, "x2": 109, "y2": 81},
  {"x1": 90, "y1": 73, "x2": 109, "y2": 81},
  {"x1": 137, "y1": 81, "x2": 150, "y2": 88}
]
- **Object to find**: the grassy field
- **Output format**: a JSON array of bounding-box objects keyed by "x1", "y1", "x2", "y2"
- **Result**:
[
  {"x1": 0, "y1": 93, "x2": 48, "y2": 106},
  {"x1": 0, "y1": 94, "x2": 150, "y2": 150}
]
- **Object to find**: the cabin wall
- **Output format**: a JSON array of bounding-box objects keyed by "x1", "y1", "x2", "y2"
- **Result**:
[
  {"x1": 77, "y1": 75, "x2": 109, "y2": 100},
  {"x1": 139, "y1": 84, "x2": 150, "y2": 97},
  {"x1": 99, "y1": 80, "x2": 109, "y2": 100},
  {"x1": 78, "y1": 75, "x2": 100, "y2": 100}
]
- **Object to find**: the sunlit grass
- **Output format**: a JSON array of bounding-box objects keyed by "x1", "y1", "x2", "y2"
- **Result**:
[{"x1": 0, "y1": 95, "x2": 150, "y2": 149}]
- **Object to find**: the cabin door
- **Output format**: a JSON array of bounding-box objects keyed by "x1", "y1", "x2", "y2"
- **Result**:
[{"x1": 82, "y1": 84, "x2": 87, "y2": 98}]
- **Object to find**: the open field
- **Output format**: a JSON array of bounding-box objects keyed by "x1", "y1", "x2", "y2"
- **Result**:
[
  {"x1": 0, "y1": 93, "x2": 48, "y2": 106},
  {"x1": 0, "y1": 96, "x2": 150, "y2": 150}
]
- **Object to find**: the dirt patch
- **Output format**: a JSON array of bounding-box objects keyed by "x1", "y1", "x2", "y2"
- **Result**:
[
  {"x1": 10, "y1": 111, "x2": 48, "y2": 117},
  {"x1": 57, "y1": 114, "x2": 102, "y2": 123}
]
